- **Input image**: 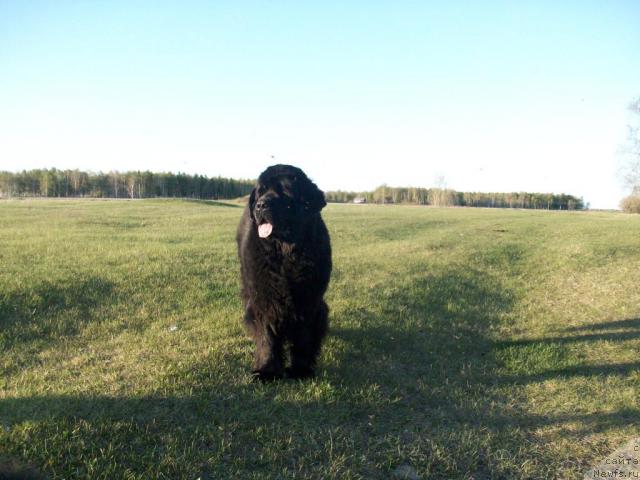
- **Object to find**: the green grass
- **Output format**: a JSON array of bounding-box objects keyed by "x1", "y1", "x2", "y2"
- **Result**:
[{"x1": 1, "y1": 199, "x2": 639, "y2": 479}]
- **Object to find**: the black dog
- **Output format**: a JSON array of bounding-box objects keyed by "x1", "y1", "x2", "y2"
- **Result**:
[{"x1": 236, "y1": 165, "x2": 332, "y2": 381}]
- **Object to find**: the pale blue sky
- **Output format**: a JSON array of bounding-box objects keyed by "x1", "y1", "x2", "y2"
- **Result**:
[{"x1": 1, "y1": 1, "x2": 639, "y2": 208}]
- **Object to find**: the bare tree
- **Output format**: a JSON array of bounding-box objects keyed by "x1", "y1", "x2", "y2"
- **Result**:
[
  {"x1": 110, "y1": 171, "x2": 120, "y2": 198},
  {"x1": 621, "y1": 98, "x2": 640, "y2": 195},
  {"x1": 431, "y1": 174, "x2": 453, "y2": 207},
  {"x1": 126, "y1": 173, "x2": 137, "y2": 199}
]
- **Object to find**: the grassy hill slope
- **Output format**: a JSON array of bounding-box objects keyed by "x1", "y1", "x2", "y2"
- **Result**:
[{"x1": 1, "y1": 199, "x2": 639, "y2": 479}]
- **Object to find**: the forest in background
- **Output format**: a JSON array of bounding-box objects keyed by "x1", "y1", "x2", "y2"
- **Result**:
[
  {"x1": 1, "y1": 168, "x2": 586, "y2": 210},
  {"x1": 325, "y1": 185, "x2": 585, "y2": 210},
  {"x1": 0, "y1": 169, "x2": 253, "y2": 200}
]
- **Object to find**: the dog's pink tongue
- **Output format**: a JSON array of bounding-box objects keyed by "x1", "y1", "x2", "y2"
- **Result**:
[{"x1": 258, "y1": 223, "x2": 273, "y2": 238}]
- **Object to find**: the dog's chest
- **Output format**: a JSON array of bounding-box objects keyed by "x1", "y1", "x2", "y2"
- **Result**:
[
  {"x1": 258, "y1": 244, "x2": 310, "y2": 290},
  {"x1": 279, "y1": 248, "x2": 314, "y2": 284}
]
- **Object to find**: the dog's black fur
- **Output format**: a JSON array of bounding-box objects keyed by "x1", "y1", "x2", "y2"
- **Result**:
[{"x1": 236, "y1": 165, "x2": 332, "y2": 381}]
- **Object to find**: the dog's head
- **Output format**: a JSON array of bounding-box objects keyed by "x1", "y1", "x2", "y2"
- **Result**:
[{"x1": 249, "y1": 164, "x2": 326, "y2": 241}]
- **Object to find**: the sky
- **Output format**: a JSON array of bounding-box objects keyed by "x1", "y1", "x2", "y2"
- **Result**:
[{"x1": 1, "y1": 1, "x2": 639, "y2": 208}]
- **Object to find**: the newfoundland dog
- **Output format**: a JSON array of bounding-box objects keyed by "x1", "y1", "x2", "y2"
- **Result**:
[{"x1": 236, "y1": 164, "x2": 332, "y2": 381}]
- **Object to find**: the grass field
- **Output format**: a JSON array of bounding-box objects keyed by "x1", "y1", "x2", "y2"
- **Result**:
[{"x1": 1, "y1": 199, "x2": 639, "y2": 479}]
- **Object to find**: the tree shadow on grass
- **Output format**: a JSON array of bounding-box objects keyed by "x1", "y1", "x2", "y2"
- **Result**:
[
  {"x1": 495, "y1": 329, "x2": 640, "y2": 347},
  {"x1": 493, "y1": 317, "x2": 640, "y2": 384},
  {"x1": 0, "y1": 266, "x2": 514, "y2": 477},
  {"x1": 0, "y1": 276, "x2": 114, "y2": 350},
  {"x1": 184, "y1": 199, "x2": 243, "y2": 208},
  {"x1": 564, "y1": 317, "x2": 640, "y2": 332},
  {"x1": 1, "y1": 267, "x2": 639, "y2": 478},
  {"x1": 499, "y1": 361, "x2": 640, "y2": 384},
  {"x1": 329, "y1": 267, "x2": 508, "y2": 391},
  {"x1": 325, "y1": 266, "x2": 640, "y2": 476}
]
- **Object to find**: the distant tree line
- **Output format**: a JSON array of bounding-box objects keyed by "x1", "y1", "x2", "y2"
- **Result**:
[
  {"x1": 1, "y1": 168, "x2": 586, "y2": 210},
  {"x1": 0, "y1": 169, "x2": 254, "y2": 199},
  {"x1": 326, "y1": 185, "x2": 585, "y2": 210}
]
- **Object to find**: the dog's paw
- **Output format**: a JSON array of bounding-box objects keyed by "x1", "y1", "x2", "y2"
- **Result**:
[
  {"x1": 251, "y1": 369, "x2": 283, "y2": 383},
  {"x1": 285, "y1": 366, "x2": 315, "y2": 380}
]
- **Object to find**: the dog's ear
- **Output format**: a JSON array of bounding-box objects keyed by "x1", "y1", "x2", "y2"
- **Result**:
[
  {"x1": 305, "y1": 184, "x2": 327, "y2": 212},
  {"x1": 248, "y1": 188, "x2": 258, "y2": 220}
]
